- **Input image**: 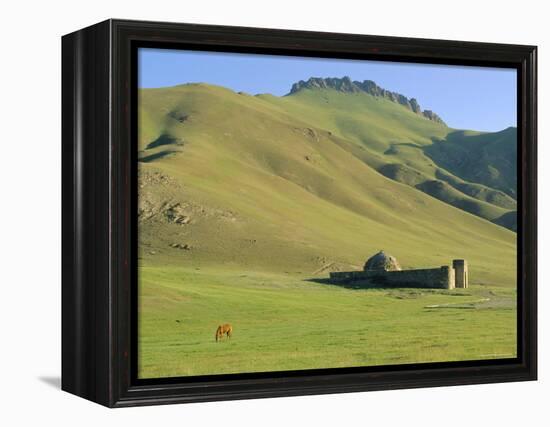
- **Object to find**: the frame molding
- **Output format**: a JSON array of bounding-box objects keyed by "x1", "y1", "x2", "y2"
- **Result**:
[{"x1": 62, "y1": 19, "x2": 537, "y2": 407}]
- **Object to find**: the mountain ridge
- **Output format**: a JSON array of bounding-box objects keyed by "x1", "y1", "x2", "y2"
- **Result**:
[
  {"x1": 137, "y1": 82, "x2": 516, "y2": 290},
  {"x1": 138, "y1": 82, "x2": 516, "y2": 231},
  {"x1": 288, "y1": 76, "x2": 446, "y2": 125}
]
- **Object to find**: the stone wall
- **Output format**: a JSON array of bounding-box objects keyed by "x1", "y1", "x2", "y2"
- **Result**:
[{"x1": 329, "y1": 266, "x2": 455, "y2": 289}]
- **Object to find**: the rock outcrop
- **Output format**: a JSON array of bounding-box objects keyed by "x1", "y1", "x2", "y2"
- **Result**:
[
  {"x1": 421, "y1": 110, "x2": 445, "y2": 125},
  {"x1": 288, "y1": 76, "x2": 446, "y2": 125}
]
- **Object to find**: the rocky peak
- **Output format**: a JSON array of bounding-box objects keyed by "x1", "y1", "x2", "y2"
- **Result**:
[
  {"x1": 288, "y1": 77, "x2": 446, "y2": 125},
  {"x1": 421, "y1": 110, "x2": 445, "y2": 125}
]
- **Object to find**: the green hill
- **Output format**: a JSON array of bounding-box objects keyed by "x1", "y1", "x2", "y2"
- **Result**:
[
  {"x1": 138, "y1": 80, "x2": 516, "y2": 285},
  {"x1": 424, "y1": 128, "x2": 517, "y2": 199},
  {"x1": 136, "y1": 79, "x2": 517, "y2": 378},
  {"x1": 261, "y1": 79, "x2": 517, "y2": 225}
]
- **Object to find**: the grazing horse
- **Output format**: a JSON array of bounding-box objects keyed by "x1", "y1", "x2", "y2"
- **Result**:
[{"x1": 215, "y1": 323, "x2": 233, "y2": 342}]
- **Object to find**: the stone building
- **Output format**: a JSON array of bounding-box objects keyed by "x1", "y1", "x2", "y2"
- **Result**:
[{"x1": 329, "y1": 251, "x2": 468, "y2": 290}]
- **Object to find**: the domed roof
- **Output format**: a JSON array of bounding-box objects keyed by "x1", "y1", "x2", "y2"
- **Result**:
[{"x1": 363, "y1": 251, "x2": 401, "y2": 272}]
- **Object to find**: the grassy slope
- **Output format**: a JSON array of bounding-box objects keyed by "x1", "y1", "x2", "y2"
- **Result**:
[
  {"x1": 425, "y1": 128, "x2": 517, "y2": 198},
  {"x1": 259, "y1": 89, "x2": 517, "y2": 223},
  {"x1": 137, "y1": 83, "x2": 517, "y2": 378},
  {"x1": 138, "y1": 84, "x2": 515, "y2": 284}
]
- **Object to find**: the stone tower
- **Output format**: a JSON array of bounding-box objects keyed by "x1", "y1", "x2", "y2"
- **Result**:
[
  {"x1": 441, "y1": 265, "x2": 455, "y2": 290},
  {"x1": 453, "y1": 259, "x2": 469, "y2": 288}
]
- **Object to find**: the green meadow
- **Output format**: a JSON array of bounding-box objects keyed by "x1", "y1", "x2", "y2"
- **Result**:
[
  {"x1": 137, "y1": 80, "x2": 517, "y2": 379},
  {"x1": 138, "y1": 266, "x2": 516, "y2": 378}
]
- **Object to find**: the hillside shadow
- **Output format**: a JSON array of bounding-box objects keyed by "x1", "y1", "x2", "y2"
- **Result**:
[
  {"x1": 145, "y1": 134, "x2": 184, "y2": 150},
  {"x1": 139, "y1": 134, "x2": 185, "y2": 163},
  {"x1": 138, "y1": 150, "x2": 179, "y2": 163},
  {"x1": 384, "y1": 141, "x2": 423, "y2": 155}
]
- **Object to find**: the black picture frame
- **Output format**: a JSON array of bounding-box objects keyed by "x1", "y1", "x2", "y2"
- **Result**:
[{"x1": 62, "y1": 19, "x2": 537, "y2": 407}]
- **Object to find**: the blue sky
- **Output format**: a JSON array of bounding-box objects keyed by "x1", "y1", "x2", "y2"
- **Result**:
[{"x1": 139, "y1": 48, "x2": 517, "y2": 132}]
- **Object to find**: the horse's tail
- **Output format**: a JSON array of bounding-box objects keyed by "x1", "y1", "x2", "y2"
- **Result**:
[{"x1": 215, "y1": 326, "x2": 220, "y2": 342}]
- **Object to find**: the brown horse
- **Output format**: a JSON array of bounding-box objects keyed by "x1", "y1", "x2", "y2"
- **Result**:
[{"x1": 215, "y1": 323, "x2": 233, "y2": 342}]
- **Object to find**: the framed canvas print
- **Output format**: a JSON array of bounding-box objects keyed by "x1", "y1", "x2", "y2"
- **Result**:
[{"x1": 62, "y1": 19, "x2": 537, "y2": 407}]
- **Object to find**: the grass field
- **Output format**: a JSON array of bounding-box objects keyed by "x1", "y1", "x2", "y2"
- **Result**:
[
  {"x1": 137, "y1": 80, "x2": 517, "y2": 379},
  {"x1": 138, "y1": 266, "x2": 516, "y2": 378}
]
